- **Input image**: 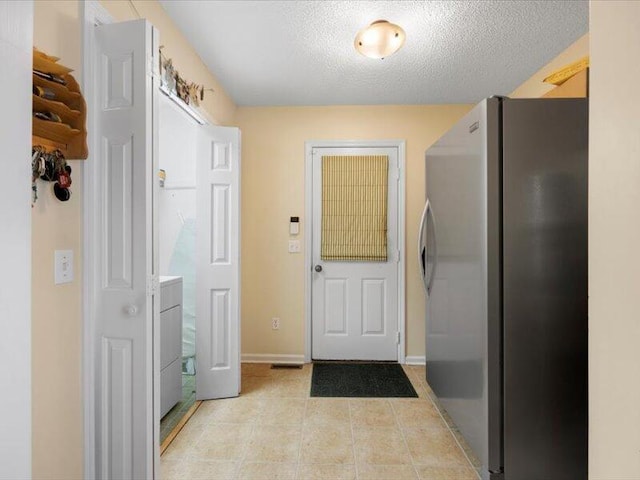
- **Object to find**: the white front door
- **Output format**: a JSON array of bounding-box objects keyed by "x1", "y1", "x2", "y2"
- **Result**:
[
  {"x1": 311, "y1": 147, "x2": 400, "y2": 361},
  {"x1": 93, "y1": 19, "x2": 159, "y2": 480},
  {"x1": 196, "y1": 126, "x2": 241, "y2": 399}
]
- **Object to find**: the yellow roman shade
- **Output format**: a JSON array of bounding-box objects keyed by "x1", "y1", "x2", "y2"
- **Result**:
[{"x1": 321, "y1": 155, "x2": 388, "y2": 262}]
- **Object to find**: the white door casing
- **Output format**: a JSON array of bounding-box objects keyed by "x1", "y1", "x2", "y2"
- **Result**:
[
  {"x1": 0, "y1": 2, "x2": 33, "y2": 478},
  {"x1": 310, "y1": 146, "x2": 401, "y2": 361},
  {"x1": 196, "y1": 125, "x2": 241, "y2": 400},
  {"x1": 93, "y1": 19, "x2": 159, "y2": 480}
]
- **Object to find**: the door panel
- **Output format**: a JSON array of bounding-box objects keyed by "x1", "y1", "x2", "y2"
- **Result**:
[
  {"x1": 196, "y1": 126, "x2": 241, "y2": 400},
  {"x1": 104, "y1": 139, "x2": 133, "y2": 287},
  {"x1": 362, "y1": 279, "x2": 385, "y2": 335},
  {"x1": 210, "y1": 185, "x2": 230, "y2": 263},
  {"x1": 312, "y1": 147, "x2": 399, "y2": 361},
  {"x1": 424, "y1": 99, "x2": 498, "y2": 475},
  {"x1": 324, "y1": 279, "x2": 347, "y2": 334},
  {"x1": 94, "y1": 19, "x2": 158, "y2": 480},
  {"x1": 502, "y1": 98, "x2": 587, "y2": 479},
  {"x1": 101, "y1": 338, "x2": 133, "y2": 479}
]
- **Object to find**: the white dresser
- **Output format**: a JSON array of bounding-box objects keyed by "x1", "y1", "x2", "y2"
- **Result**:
[{"x1": 159, "y1": 276, "x2": 183, "y2": 418}]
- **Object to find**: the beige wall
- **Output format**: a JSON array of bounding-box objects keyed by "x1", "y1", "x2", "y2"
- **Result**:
[
  {"x1": 589, "y1": 2, "x2": 640, "y2": 478},
  {"x1": 235, "y1": 105, "x2": 472, "y2": 358},
  {"x1": 32, "y1": 2, "x2": 83, "y2": 478},
  {"x1": 31, "y1": 1, "x2": 236, "y2": 478},
  {"x1": 510, "y1": 33, "x2": 589, "y2": 98}
]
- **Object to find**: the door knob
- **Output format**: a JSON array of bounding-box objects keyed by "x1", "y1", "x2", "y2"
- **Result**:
[
  {"x1": 314, "y1": 265, "x2": 323, "y2": 273},
  {"x1": 124, "y1": 305, "x2": 138, "y2": 316}
]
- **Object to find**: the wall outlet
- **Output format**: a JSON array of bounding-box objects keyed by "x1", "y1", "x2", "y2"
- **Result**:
[
  {"x1": 288, "y1": 240, "x2": 301, "y2": 253},
  {"x1": 272, "y1": 317, "x2": 280, "y2": 330}
]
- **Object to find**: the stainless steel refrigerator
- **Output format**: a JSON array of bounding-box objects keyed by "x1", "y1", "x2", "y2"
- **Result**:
[{"x1": 418, "y1": 97, "x2": 587, "y2": 480}]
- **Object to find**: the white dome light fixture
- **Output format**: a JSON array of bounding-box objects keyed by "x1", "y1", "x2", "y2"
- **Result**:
[{"x1": 354, "y1": 20, "x2": 406, "y2": 59}]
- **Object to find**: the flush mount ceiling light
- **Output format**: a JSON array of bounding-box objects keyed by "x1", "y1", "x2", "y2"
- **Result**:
[{"x1": 354, "y1": 20, "x2": 406, "y2": 59}]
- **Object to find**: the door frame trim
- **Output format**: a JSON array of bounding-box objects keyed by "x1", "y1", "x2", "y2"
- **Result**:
[{"x1": 304, "y1": 140, "x2": 406, "y2": 363}]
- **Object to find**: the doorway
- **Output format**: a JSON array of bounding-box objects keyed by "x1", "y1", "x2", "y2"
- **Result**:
[
  {"x1": 304, "y1": 141, "x2": 406, "y2": 362},
  {"x1": 157, "y1": 91, "x2": 200, "y2": 448},
  {"x1": 82, "y1": 9, "x2": 242, "y2": 478}
]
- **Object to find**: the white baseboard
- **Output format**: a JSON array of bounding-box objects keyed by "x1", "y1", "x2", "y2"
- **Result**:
[
  {"x1": 241, "y1": 354, "x2": 424, "y2": 366},
  {"x1": 405, "y1": 356, "x2": 426, "y2": 365},
  {"x1": 241, "y1": 353, "x2": 306, "y2": 365}
]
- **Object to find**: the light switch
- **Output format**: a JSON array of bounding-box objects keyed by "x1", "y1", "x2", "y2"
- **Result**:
[
  {"x1": 55, "y1": 249, "x2": 74, "y2": 285},
  {"x1": 288, "y1": 240, "x2": 301, "y2": 253}
]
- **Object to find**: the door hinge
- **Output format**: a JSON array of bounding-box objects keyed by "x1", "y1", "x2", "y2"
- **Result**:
[
  {"x1": 146, "y1": 274, "x2": 159, "y2": 296},
  {"x1": 397, "y1": 332, "x2": 401, "y2": 344},
  {"x1": 396, "y1": 250, "x2": 401, "y2": 263},
  {"x1": 148, "y1": 55, "x2": 160, "y2": 79}
]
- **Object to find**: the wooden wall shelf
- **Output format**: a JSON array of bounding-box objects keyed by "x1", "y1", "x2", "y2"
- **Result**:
[
  {"x1": 32, "y1": 48, "x2": 88, "y2": 159},
  {"x1": 33, "y1": 95, "x2": 81, "y2": 123},
  {"x1": 33, "y1": 74, "x2": 82, "y2": 106}
]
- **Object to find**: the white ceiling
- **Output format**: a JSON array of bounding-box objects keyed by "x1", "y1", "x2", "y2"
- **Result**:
[{"x1": 159, "y1": 0, "x2": 588, "y2": 106}]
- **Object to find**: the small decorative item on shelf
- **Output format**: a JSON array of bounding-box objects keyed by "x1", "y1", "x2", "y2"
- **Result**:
[
  {"x1": 31, "y1": 146, "x2": 73, "y2": 205},
  {"x1": 159, "y1": 46, "x2": 208, "y2": 107},
  {"x1": 543, "y1": 56, "x2": 589, "y2": 86},
  {"x1": 161, "y1": 56, "x2": 177, "y2": 92},
  {"x1": 32, "y1": 48, "x2": 88, "y2": 159}
]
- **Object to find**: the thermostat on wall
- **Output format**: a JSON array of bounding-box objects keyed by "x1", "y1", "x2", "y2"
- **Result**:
[{"x1": 290, "y1": 216, "x2": 300, "y2": 235}]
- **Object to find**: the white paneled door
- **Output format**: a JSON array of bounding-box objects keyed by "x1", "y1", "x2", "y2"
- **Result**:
[
  {"x1": 311, "y1": 147, "x2": 400, "y2": 360},
  {"x1": 93, "y1": 20, "x2": 159, "y2": 480},
  {"x1": 196, "y1": 126, "x2": 241, "y2": 400}
]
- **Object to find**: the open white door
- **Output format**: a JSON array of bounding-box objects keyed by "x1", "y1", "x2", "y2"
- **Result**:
[
  {"x1": 93, "y1": 19, "x2": 159, "y2": 479},
  {"x1": 196, "y1": 126, "x2": 241, "y2": 400}
]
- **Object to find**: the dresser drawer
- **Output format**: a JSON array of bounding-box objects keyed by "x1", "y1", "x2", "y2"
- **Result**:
[
  {"x1": 160, "y1": 279, "x2": 182, "y2": 312},
  {"x1": 160, "y1": 305, "x2": 182, "y2": 370},
  {"x1": 160, "y1": 358, "x2": 182, "y2": 418}
]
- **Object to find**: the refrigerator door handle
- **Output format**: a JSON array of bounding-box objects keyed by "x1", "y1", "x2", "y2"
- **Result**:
[
  {"x1": 418, "y1": 199, "x2": 430, "y2": 295},
  {"x1": 426, "y1": 202, "x2": 438, "y2": 295}
]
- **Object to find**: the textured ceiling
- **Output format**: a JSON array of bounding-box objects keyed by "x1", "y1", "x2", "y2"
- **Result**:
[{"x1": 159, "y1": 0, "x2": 588, "y2": 106}]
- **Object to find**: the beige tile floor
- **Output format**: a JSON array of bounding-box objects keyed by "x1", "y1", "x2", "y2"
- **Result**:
[{"x1": 161, "y1": 364, "x2": 480, "y2": 480}]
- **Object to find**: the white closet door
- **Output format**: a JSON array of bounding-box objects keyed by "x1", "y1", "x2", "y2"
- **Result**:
[
  {"x1": 196, "y1": 126, "x2": 241, "y2": 400},
  {"x1": 94, "y1": 19, "x2": 159, "y2": 480}
]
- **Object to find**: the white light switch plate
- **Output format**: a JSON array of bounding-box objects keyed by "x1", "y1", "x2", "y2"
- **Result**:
[
  {"x1": 288, "y1": 240, "x2": 301, "y2": 253},
  {"x1": 54, "y1": 249, "x2": 74, "y2": 285}
]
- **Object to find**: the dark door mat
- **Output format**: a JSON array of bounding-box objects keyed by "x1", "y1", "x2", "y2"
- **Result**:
[{"x1": 311, "y1": 362, "x2": 418, "y2": 398}]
